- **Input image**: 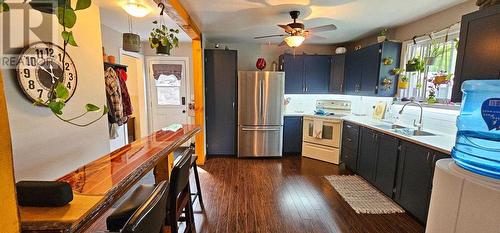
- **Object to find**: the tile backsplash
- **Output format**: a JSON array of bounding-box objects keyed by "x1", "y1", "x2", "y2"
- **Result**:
[{"x1": 284, "y1": 94, "x2": 459, "y2": 136}]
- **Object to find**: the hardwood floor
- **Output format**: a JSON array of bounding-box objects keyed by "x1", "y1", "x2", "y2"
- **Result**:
[
  {"x1": 192, "y1": 155, "x2": 424, "y2": 233},
  {"x1": 87, "y1": 155, "x2": 424, "y2": 233}
]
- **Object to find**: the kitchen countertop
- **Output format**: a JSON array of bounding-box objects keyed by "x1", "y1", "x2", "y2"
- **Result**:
[
  {"x1": 284, "y1": 112, "x2": 455, "y2": 155},
  {"x1": 343, "y1": 115, "x2": 455, "y2": 155}
]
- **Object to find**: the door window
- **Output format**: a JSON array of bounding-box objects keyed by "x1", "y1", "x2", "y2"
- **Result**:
[{"x1": 152, "y1": 64, "x2": 183, "y2": 106}]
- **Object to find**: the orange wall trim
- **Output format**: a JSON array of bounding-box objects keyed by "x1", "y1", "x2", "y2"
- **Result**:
[
  {"x1": 192, "y1": 39, "x2": 205, "y2": 164},
  {"x1": 0, "y1": 71, "x2": 21, "y2": 233}
]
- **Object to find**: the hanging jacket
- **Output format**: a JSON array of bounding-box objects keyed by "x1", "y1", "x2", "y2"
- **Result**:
[
  {"x1": 105, "y1": 67, "x2": 124, "y2": 125},
  {"x1": 117, "y1": 69, "x2": 133, "y2": 118}
]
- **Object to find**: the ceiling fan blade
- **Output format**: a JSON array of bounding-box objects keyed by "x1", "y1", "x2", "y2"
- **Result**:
[
  {"x1": 278, "y1": 24, "x2": 294, "y2": 33},
  {"x1": 307, "y1": 35, "x2": 328, "y2": 40},
  {"x1": 254, "y1": 34, "x2": 286, "y2": 39},
  {"x1": 307, "y1": 24, "x2": 337, "y2": 33}
]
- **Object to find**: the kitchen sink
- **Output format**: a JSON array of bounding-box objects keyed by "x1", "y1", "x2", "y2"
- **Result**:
[
  {"x1": 373, "y1": 124, "x2": 436, "y2": 136},
  {"x1": 373, "y1": 124, "x2": 407, "y2": 130},
  {"x1": 394, "y1": 128, "x2": 436, "y2": 136}
]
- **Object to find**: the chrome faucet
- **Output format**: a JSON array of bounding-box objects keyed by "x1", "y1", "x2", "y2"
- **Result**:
[{"x1": 399, "y1": 101, "x2": 424, "y2": 131}]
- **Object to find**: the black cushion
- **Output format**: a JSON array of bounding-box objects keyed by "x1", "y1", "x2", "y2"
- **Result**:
[
  {"x1": 106, "y1": 185, "x2": 156, "y2": 232},
  {"x1": 16, "y1": 181, "x2": 73, "y2": 207}
]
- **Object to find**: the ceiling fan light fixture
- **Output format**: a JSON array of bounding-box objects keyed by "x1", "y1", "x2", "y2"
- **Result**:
[
  {"x1": 284, "y1": 35, "x2": 305, "y2": 48},
  {"x1": 122, "y1": 1, "x2": 151, "y2": 18}
]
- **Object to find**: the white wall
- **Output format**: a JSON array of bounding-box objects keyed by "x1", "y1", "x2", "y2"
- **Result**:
[{"x1": 1, "y1": 4, "x2": 110, "y2": 180}]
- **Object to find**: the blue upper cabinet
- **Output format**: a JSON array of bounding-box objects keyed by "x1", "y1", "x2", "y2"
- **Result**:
[
  {"x1": 282, "y1": 54, "x2": 305, "y2": 94},
  {"x1": 280, "y1": 54, "x2": 332, "y2": 94},
  {"x1": 345, "y1": 41, "x2": 402, "y2": 96},
  {"x1": 304, "y1": 55, "x2": 331, "y2": 94}
]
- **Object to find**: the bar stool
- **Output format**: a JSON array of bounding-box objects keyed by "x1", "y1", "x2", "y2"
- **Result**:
[
  {"x1": 175, "y1": 146, "x2": 205, "y2": 211},
  {"x1": 106, "y1": 180, "x2": 168, "y2": 233}
]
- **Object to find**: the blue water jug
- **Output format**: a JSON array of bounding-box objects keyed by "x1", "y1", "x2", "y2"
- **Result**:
[{"x1": 452, "y1": 80, "x2": 500, "y2": 179}]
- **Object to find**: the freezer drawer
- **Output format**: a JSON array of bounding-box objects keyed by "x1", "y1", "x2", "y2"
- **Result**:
[{"x1": 238, "y1": 126, "x2": 283, "y2": 157}]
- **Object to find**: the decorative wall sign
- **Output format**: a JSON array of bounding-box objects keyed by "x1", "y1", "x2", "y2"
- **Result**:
[{"x1": 16, "y1": 42, "x2": 77, "y2": 105}]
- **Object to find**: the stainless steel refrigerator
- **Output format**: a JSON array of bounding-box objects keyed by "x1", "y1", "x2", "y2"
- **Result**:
[{"x1": 238, "y1": 71, "x2": 285, "y2": 157}]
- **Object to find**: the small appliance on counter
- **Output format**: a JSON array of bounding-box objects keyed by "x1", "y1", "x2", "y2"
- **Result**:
[
  {"x1": 238, "y1": 71, "x2": 285, "y2": 157},
  {"x1": 302, "y1": 100, "x2": 351, "y2": 164}
]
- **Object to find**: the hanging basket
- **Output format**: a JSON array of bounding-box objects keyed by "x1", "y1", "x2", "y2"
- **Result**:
[
  {"x1": 156, "y1": 44, "x2": 171, "y2": 55},
  {"x1": 123, "y1": 33, "x2": 141, "y2": 52}
]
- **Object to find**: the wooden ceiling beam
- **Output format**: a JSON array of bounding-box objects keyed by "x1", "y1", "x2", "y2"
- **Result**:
[{"x1": 153, "y1": 0, "x2": 201, "y2": 40}]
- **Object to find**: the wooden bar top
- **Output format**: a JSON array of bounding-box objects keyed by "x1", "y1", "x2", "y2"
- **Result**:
[{"x1": 20, "y1": 125, "x2": 200, "y2": 232}]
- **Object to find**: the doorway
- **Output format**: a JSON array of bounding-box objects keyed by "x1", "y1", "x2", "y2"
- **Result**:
[
  {"x1": 146, "y1": 57, "x2": 190, "y2": 132},
  {"x1": 120, "y1": 50, "x2": 148, "y2": 140}
]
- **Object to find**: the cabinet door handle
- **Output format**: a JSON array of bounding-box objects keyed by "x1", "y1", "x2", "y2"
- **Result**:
[
  {"x1": 426, "y1": 152, "x2": 431, "y2": 164},
  {"x1": 346, "y1": 124, "x2": 352, "y2": 128},
  {"x1": 347, "y1": 138, "x2": 352, "y2": 142}
]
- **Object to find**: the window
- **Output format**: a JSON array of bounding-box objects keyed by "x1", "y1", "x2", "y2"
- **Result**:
[{"x1": 399, "y1": 26, "x2": 459, "y2": 103}]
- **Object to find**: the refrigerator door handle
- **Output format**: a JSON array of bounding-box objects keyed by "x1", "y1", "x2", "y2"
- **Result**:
[
  {"x1": 259, "y1": 77, "x2": 264, "y2": 121},
  {"x1": 241, "y1": 127, "x2": 281, "y2": 131}
]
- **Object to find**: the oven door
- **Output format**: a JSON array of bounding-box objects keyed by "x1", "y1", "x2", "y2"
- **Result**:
[{"x1": 302, "y1": 116, "x2": 341, "y2": 148}]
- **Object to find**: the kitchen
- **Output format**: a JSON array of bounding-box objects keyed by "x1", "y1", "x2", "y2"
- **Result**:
[{"x1": 0, "y1": 1, "x2": 499, "y2": 233}]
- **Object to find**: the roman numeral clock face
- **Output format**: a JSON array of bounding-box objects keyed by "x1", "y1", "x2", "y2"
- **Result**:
[{"x1": 16, "y1": 42, "x2": 77, "y2": 105}]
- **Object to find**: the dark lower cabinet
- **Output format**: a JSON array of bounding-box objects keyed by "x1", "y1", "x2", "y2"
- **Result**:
[
  {"x1": 394, "y1": 141, "x2": 449, "y2": 224},
  {"x1": 373, "y1": 133, "x2": 399, "y2": 197},
  {"x1": 341, "y1": 122, "x2": 359, "y2": 171},
  {"x1": 283, "y1": 116, "x2": 303, "y2": 154},
  {"x1": 342, "y1": 122, "x2": 450, "y2": 224},
  {"x1": 204, "y1": 49, "x2": 237, "y2": 156},
  {"x1": 357, "y1": 127, "x2": 378, "y2": 182}
]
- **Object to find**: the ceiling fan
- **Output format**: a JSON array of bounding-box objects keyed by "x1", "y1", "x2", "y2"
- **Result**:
[{"x1": 254, "y1": 10, "x2": 337, "y2": 47}]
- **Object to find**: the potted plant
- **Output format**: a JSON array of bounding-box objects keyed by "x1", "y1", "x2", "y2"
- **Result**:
[
  {"x1": 382, "y1": 77, "x2": 393, "y2": 90},
  {"x1": 382, "y1": 57, "x2": 394, "y2": 65},
  {"x1": 398, "y1": 75, "x2": 409, "y2": 89},
  {"x1": 149, "y1": 21, "x2": 180, "y2": 55},
  {"x1": 377, "y1": 28, "x2": 388, "y2": 43},
  {"x1": 406, "y1": 56, "x2": 425, "y2": 72},
  {"x1": 425, "y1": 43, "x2": 442, "y2": 66}
]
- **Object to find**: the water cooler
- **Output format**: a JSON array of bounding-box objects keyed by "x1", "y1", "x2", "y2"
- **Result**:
[{"x1": 425, "y1": 159, "x2": 500, "y2": 233}]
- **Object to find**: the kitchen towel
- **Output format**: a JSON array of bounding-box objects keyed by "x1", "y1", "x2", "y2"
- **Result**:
[{"x1": 313, "y1": 119, "x2": 323, "y2": 139}]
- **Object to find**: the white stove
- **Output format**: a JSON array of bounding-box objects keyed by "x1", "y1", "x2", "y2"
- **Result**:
[{"x1": 302, "y1": 100, "x2": 351, "y2": 164}]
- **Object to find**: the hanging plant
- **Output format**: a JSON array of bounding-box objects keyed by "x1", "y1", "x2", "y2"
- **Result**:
[
  {"x1": 149, "y1": 22, "x2": 179, "y2": 55},
  {"x1": 406, "y1": 56, "x2": 425, "y2": 72},
  {"x1": 398, "y1": 75, "x2": 409, "y2": 89},
  {"x1": 2, "y1": 0, "x2": 108, "y2": 127}
]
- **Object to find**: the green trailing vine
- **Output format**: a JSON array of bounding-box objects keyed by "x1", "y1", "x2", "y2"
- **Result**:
[{"x1": 2, "y1": 0, "x2": 108, "y2": 127}]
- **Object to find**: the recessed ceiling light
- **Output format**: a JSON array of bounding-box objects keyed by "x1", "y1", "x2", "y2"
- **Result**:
[{"x1": 121, "y1": 0, "x2": 151, "y2": 18}]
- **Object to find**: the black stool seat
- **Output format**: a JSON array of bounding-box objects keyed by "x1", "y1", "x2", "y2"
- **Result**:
[{"x1": 107, "y1": 185, "x2": 156, "y2": 232}]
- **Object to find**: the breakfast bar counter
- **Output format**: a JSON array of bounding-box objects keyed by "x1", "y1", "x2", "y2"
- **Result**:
[{"x1": 19, "y1": 125, "x2": 201, "y2": 233}]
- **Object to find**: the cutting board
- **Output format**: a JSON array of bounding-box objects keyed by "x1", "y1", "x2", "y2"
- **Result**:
[{"x1": 373, "y1": 101, "x2": 387, "y2": 120}]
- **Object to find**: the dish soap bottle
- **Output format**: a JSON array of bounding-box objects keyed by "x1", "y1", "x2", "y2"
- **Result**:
[{"x1": 452, "y1": 80, "x2": 500, "y2": 179}]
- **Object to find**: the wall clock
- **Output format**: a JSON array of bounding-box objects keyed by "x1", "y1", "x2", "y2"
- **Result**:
[{"x1": 16, "y1": 42, "x2": 77, "y2": 105}]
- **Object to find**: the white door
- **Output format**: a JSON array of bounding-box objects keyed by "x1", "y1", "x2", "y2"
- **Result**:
[{"x1": 147, "y1": 57, "x2": 189, "y2": 132}]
